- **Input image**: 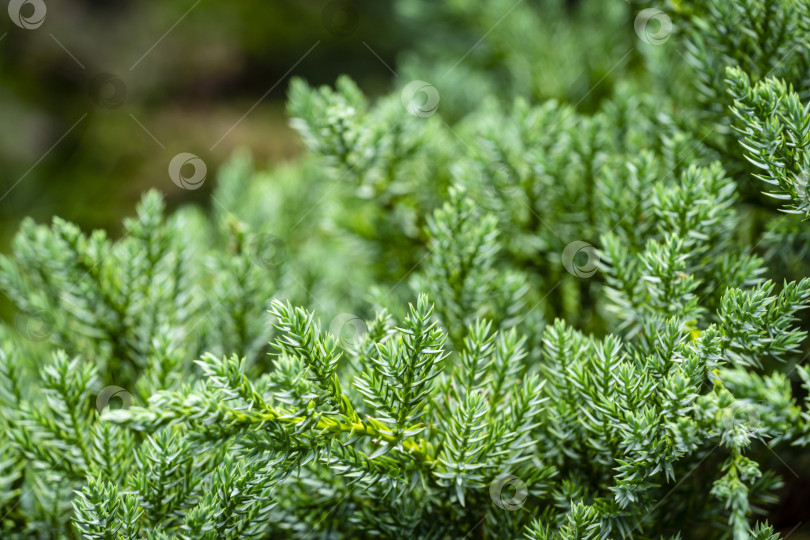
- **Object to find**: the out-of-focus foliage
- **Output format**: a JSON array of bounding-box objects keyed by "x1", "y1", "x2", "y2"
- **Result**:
[{"x1": 0, "y1": 0, "x2": 402, "y2": 250}]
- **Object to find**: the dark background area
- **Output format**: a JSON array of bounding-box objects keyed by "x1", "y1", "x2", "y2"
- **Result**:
[{"x1": 0, "y1": 0, "x2": 403, "y2": 243}]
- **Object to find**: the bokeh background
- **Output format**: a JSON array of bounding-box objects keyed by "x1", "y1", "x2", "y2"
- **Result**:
[
  {"x1": 0, "y1": 0, "x2": 404, "y2": 245},
  {"x1": 0, "y1": 0, "x2": 625, "y2": 251}
]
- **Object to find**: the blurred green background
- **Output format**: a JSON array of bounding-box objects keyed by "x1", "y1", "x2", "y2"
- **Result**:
[{"x1": 0, "y1": 0, "x2": 404, "y2": 245}]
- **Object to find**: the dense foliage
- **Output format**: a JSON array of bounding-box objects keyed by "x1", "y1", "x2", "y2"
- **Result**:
[{"x1": 2, "y1": 0, "x2": 810, "y2": 538}]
